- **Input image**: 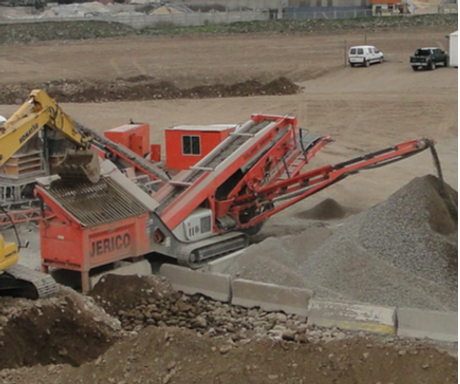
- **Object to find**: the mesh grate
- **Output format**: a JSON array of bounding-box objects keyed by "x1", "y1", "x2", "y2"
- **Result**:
[{"x1": 47, "y1": 177, "x2": 149, "y2": 227}]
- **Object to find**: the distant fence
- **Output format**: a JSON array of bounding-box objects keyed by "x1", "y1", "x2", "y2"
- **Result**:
[
  {"x1": 0, "y1": 10, "x2": 269, "y2": 29},
  {"x1": 0, "y1": 8, "x2": 374, "y2": 29},
  {"x1": 284, "y1": 6, "x2": 372, "y2": 19}
]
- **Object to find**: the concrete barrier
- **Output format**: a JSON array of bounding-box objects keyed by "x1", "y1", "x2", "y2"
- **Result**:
[
  {"x1": 396, "y1": 307, "x2": 458, "y2": 342},
  {"x1": 159, "y1": 264, "x2": 231, "y2": 302},
  {"x1": 307, "y1": 299, "x2": 396, "y2": 334},
  {"x1": 199, "y1": 249, "x2": 244, "y2": 274},
  {"x1": 231, "y1": 279, "x2": 313, "y2": 316}
]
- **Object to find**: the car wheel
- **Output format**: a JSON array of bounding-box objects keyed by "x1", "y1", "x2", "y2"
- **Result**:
[
  {"x1": 411, "y1": 66, "x2": 419, "y2": 71},
  {"x1": 364, "y1": 60, "x2": 370, "y2": 67},
  {"x1": 350, "y1": 62, "x2": 355, "y2": 67},
  {"x1": 379, "y1": 57, "x2": 384, "y2": 64},
  {"x1": 429, "y1": 61, "x2": 435, "y2": 70},
  {"x1": 444, "y1": 58, "x2": 449, "y2": 67}
]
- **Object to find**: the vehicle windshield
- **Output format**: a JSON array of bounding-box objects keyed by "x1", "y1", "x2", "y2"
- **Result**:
[{"x1": 415, "y1": 49, "x2": 431, "y2": 56}]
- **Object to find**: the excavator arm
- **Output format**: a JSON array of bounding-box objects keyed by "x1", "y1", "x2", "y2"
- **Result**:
[{"x1": 0, "y1": 90, "x2": 100, "y2": 183}]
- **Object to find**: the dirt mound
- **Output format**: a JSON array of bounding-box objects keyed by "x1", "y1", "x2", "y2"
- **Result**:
[
  {"x1": 296, "y1": 198, "x2": 347, "y2": 220},
  {"x1": 0, "y1": 76, "x2": 301, "y2": 105},
  {"x1": 0, "y1": 287, "x2": 120, "y2": 369},
  {"x1": 1, "y1": 325, "x2": 456, "y2": 384}
]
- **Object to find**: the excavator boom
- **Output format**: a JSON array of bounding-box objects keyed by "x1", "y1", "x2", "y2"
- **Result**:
[{"x1": 0, "y1": 90, "x2": 100, "y2": 183}]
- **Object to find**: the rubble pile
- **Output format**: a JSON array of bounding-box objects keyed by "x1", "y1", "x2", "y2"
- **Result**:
[{"x1": 89, "y1": 274, "x2": 353, "y2": 345}]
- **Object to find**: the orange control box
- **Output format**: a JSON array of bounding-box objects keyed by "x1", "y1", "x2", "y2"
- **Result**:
[
  {"x1": 165, "y1": 125, "x2": 234, "y2": 171},
  {"x1": 104, "y1": 123, "x2": 150, "y2": 158}
]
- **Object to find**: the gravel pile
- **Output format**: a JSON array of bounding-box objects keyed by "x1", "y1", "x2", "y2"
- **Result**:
[{"x1": 228, "y1": 175, "x2": 457, "y2": 311}]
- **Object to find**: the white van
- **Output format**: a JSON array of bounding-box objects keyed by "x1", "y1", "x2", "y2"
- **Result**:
[{"x1": 348, "y1": 45, "x2": 384, "y2": 67}]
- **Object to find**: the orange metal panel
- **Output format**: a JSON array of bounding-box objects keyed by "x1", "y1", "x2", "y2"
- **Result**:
[
  {"x1": 40, "y1": 214, "x2": 151, "y2": 273},
  {"x1": 151, "y1": 144, "x2": 161, "y2": 162},
  {"x1": 104, "y1": 123, "x2": 150, "y2": 157}
]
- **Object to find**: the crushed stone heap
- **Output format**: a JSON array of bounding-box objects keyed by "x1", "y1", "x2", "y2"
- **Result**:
[{"x1": 229, "y1": 175, "x2": 457, "y2": 311}]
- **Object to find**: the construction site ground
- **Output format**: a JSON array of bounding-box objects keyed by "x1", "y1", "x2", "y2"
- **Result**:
[{"x1": 0, "y1": 25, "x2": 458, "y2": 383}]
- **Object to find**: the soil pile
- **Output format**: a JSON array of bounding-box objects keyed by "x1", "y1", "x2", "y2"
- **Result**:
[
  {"x1": 0, "y1": 324, "x2": 456, "y2": 384},
  {"x1": 228, "y1": 175, "x2": 458, "y2": 311},
  {"x1": 1, "y1": 274, "x2": 452, "y2": 383},
  {"x1": 0, "y1": 287, "x2": 120, "y2": 369},
  {"x1": 0, "y1": 76, "x2": 301, "y2": 105}
]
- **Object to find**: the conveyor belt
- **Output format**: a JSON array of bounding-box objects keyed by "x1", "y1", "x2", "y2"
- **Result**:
[
  {"x1": 75, "y1": 121, "x2": 170, "y2": 185},
  {"x1": 156, "y1": 119, "x2": 271, "y2": 213}
]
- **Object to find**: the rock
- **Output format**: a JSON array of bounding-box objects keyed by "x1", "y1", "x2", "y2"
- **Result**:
[
  {"x1": 282, "y1": 330, "x2": 296, "y2": 341},
  {"x1": 193, "y1": 316, "x2": 207, "y2": 328},
  {"x1": 295, "y1": 333, "x2": 309, "y2": 344},
  {"x1": 219, "y1": 345, "x2": 232, "y2": 354},
  {"x1": 275, "y1": 313, "x2": 287, "y2": 322}
]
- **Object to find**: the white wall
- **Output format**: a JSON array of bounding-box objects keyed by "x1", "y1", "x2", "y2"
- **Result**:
[{"x1": 449, "y1": 32, "x2": 458, "y2": 67}]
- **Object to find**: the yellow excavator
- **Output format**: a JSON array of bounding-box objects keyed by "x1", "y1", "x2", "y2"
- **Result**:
[
  {"x1": 0, "y1": 89, "x2": 100, "y2": 183},
  {"x1": 0, "y1": 89, "x2": 101, "y2": 299},
  {"x1": 0, "y1": 213, "x2": 56, "y2": 299}
]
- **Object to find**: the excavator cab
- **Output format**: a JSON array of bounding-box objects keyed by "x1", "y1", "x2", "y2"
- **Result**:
[
  {"x1": 0, "y1": 235, "x2": 19, "y2": 272},
  {"x1": 54, "y1": 149, "x2": 101, "y2": 184},
  {"x1": 0, "y1": 235, "x2": 39, "y2": 300}
]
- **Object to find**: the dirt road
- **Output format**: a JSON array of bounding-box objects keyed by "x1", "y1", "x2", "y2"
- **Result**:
[{"x1": 0, "y1": 26, "x2": 457, "y2": 384}]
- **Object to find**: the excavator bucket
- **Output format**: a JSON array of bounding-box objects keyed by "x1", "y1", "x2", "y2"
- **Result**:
[{"x1": 55, "y1": 149, "x2": 101, "y2": 184}]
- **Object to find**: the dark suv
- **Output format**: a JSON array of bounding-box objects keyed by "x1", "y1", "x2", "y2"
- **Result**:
[{"x1": 410, "y1": 47, "x2": 449, "y2": 71}]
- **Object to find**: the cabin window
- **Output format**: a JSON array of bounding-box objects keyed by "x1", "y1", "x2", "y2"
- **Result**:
[{"x1": 182, "y1": 135, "x2": 201, "y2": 155}]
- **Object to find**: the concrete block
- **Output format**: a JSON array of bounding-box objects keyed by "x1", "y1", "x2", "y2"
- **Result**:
[
  {"x1": 396, "y1": 307, "x2": 458, "y2": 343},
  {"x1": 199, "y1": 249, "x2": 244, "y2": 274},
  {"x1": 91, "y1": 259, "x2": 152, "y2": 287},
  {"x1": 307, "y1": 299, "x2": 396, "y2": 334},
  {"x1": 159, "y1": 263, "x2": 231, "y2": 302},
  {"x1": 231, "y1": 279, "x2": 313, "y2": 316}
]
